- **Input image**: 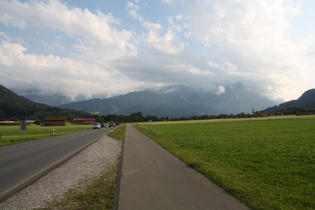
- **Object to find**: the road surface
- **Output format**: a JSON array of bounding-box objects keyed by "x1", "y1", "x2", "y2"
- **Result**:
[{"x1": 0, "y1": 127, "x2": 111, "y2": 202}]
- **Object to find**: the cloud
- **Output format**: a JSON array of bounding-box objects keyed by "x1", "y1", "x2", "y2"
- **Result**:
[
  {"x1": 126, "y1": 1, "x2": 143, "y2": 21},
  {"x1": 216, "y1": 86, "x2": 226, "y2": 95},
  {"x1": 0, "y1": 0, "x2": 136, "y2": 61},
  {"x1": 114, "y1": 51, "x2": 221, "y2": 93},
  {"x1": 0, "y1": 41, "x2": 139, "y2": 98},
  {"x1": 170, "y1": 0, "x2": 315, "y2": 100},
  {"x1": 0, "y1": 0, "x2": 314, "y2": 102},
  {"x1": 0, "y1": 0, "x2": 141, "y2": 98},
  {"x1": 126, "y1": 1, "x2": 184, "y2": 55}
]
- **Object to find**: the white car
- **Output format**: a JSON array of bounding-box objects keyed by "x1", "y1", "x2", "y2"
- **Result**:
[{"x1": 93, "y1": 123, "x2": 101, "y2": 129}]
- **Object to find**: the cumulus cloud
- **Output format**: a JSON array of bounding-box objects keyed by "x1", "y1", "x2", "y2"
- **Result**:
[
  {"x1": 0, "y1": 0, "x2": 136, "y2": 61},
  {"x1": 171, "y1": 0, "x2": 315, "y2": 100},
  {"x1": 0, "y1": 0, "x2": 314, "y2": 102},
  {"x1": 126, "y1": 1, "x2": 184, "y2": 54},
  {"x1": 0, "y1": 0, "x2": 140, "y2": 98},
  {"x1": 0, "y1": 41, "x2": 139, "y2": 98}
]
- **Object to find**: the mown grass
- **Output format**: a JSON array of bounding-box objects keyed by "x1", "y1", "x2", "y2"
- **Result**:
[
  {"x1": 136, "y1": 116, "x2": 315, "y2": 209},
  {"x1": 40, "y1": 124, "x2": 126, "y2": 210},
  {"x1": 0, "y1": 123, "x2": 91, "y2": 147}
]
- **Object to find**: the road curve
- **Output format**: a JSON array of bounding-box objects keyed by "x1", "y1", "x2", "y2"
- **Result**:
[{"x1": 0, "y1": 127, "x2": 111, "y2": 202}]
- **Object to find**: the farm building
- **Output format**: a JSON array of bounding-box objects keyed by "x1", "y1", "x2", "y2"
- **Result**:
[
  {"x1": 296, "y1": 109, "x2": 315, "y2": 115},
  {"x1": 259, "y1": 113, "x2": 269, "y2": 117},
  {"x1": 0, "y1": 121, "x2": 20, "y2": 125},
  {"x1": 43, "y1": 117, "x2": 67, "y2": 126},
  {"x1": 73, "y1": 118, "x2": 96, "y2": 125}
]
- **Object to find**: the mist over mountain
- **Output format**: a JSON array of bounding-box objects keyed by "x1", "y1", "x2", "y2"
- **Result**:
[
  {"x1": 5, "y1": 83, "x2": 314, "y2": 119},
  {"x1": 59, "y1": 83, "x2": 278, "y2": 117},
  {"x1": 0, "y1": 84, "x2": 91, "y2": 120},
  {"x1": 12, "y1": 90, "x2": 77, "y2": 106}
]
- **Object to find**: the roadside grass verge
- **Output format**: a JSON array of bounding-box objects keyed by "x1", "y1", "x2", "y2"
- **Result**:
[
  {"x1": 0, "y1": 124, "x2": 91, "y2": 147},
  {"x1": 107, "y1": 124, "x2": 126, "y2": 141},
  {"x1": 41, "y1": 124, "x2": 127, "y2": 210},
  {"x1": 136, "y1": 117, "x2": 315, "y2": 209},
  {"x1": 44, "y1": 160, "x2": 119, "y2": 210}
]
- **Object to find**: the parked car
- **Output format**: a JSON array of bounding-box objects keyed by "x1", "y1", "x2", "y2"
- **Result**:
[{"x1": 93, "y1": 123, "x2": 101, "y2": 129}]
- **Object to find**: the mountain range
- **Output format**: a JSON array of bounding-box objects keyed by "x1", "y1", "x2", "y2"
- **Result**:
[
  {"x1": 58, "y1": 83, "x2": 278, "y2": 117},
  {"x1": 3, "y1": 83, "x2": 315, "y2": 119}
]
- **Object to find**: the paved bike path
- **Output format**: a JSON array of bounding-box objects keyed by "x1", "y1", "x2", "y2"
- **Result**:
[{"x1": 117, "y1": 125, "x2": 250, "y2": 210}]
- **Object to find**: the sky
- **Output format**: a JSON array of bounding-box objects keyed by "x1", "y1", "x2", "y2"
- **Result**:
[{"x1": 0, "y1": 0, "x2": 314, "y2": 101}]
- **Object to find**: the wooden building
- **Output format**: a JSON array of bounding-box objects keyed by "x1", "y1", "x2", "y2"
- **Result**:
[{"x1": 44, "y1": 117, "x2": 67, "y2": 126}]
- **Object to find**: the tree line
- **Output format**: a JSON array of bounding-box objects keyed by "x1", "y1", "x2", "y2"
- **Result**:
[{"x1": 90, "y1": 112, "x2": 160, "y2": 123}]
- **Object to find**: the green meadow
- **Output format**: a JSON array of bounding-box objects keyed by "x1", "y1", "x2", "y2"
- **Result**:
[
  {"x1": 0, "y1": 124, "x2": 91, "y2": 147},
  {"x1": 136, "y1": 116, "x2": 315, "y2": 209}
]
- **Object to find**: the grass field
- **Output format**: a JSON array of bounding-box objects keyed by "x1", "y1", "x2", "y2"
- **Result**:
[
  {"x1": 136, "y1": 116, "x2": 315, "y2": 209},
  {"x1": 0, "y1": 123, "x2": 92, "y2": 147}
]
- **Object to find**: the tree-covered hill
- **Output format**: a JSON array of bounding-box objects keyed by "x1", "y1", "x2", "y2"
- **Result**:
[
  {"x1": 0, "y1": 84, "x2": 90, "y2": 120},
  {"x1": 263, "y1": 89, "x2": 315, "y2": 114}
]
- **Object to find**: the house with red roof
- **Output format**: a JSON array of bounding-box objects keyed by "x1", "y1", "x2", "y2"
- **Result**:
[
  {"x1": 43, "y1": 117, "x2": 67, "y2": 126},
  {"x1": 259, "y1": 113, "x2": 269, "y2": 117},
  {"x1": 73, "y1": 118, "x2": 96, "y2": 125}
]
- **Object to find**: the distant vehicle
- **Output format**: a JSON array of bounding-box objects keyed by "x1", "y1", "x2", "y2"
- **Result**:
[
  {"x1": 93, "y1": 123, "x2": 101, "y2": 129},
  {"x1": 101, "y1": 122, "x2": 106, "y2": 127},
  {"x1": 109, "y1": 121, "x2": 115, "y2": 128},
  {"x1": 115, "y1": 122, "x2": 120, "y2": 126}
]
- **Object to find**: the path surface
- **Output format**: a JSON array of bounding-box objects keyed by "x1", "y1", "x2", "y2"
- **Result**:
[{"x1": 117, "y1": 125, "x2": 250, "y2": 210}]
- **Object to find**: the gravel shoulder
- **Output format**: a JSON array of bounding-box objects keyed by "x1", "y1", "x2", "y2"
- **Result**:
[{"x1": 0, "y1": 135, "x2": 122, "y2": 210}]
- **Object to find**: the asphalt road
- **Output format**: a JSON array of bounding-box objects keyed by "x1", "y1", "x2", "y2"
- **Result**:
[
  {"x1": 0, "y1": 127, "x2": 111, "y2": 202},
  {"x1": 117, "y1": 125, "x2": 250, "y2": 210}
]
